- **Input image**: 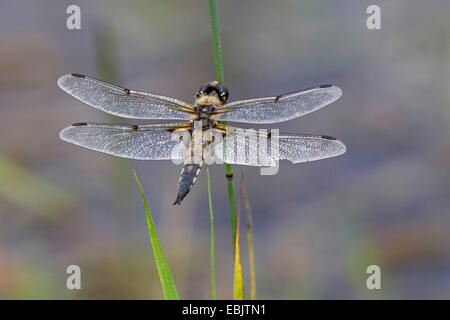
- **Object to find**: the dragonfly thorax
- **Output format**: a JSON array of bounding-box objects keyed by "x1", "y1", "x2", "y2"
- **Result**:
[
  {"x1": 190, "y1": 117, "x2": 215, "y2": 131},
  {"x1": 193, "y1": 104, "x2": 216, "y2": 119}
]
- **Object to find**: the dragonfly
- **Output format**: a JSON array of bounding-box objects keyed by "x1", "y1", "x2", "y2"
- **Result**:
[{"x1": 58, "y1": 73, "x2": 346, "y2": 204}]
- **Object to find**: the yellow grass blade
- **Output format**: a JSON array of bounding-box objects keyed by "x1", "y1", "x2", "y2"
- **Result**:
[
  {"x1": 241, "y1": 173, "x2": 257, "y2": 300},
  {"x1": 233, "y1": 173, "x2": 244, "y2": 300}
]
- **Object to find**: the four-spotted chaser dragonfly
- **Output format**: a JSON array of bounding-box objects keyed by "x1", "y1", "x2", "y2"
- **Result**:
[{"x1": 58, "y1": 73, "x2": 346, "y2": 204}]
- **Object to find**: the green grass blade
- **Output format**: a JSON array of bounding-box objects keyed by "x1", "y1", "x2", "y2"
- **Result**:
[
  {"x1": 133, "y1": 170, "x2": 179, "y2": 300},
  {"x1": 206, "y1": 168, "x2": 216, "y2": 300},
  {"x1": 208, "y1": 0, "x2": 238, "y2": 253},
  {"x1": 208, "y1": 0, "x2": 225, "y2": 83}
]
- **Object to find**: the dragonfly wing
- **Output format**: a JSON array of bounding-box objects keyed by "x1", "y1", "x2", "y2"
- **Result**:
[
  {"x1": 212, "y1": 85, "x2": 342, "y2": 124},
  {"x1": 271, "y1": 133, "x2": 346, "y2": 163},
  {"x1": 57, "y1": 74, "x2": 194, "y2": 120},
  {"x1": 210, "y1": 127, "x2": 274, "y2": 166},
  {"x1": 212, "y1": 126, "x2": 346, "y2": 166},
  {"x1": 59, "y1": 122, "x2": 191, "y2": 160}
]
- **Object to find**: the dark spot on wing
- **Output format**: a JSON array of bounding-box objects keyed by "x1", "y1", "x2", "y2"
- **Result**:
[
  {"x1": 71, "y1": 73, "x2": 86, "y2": 78},
  {"x1": 131, "y1": 125, "x2": 138, "y2": 131},
  {"x1": 321, "y1": 135, "x2": 337, "y2": 140},
  {"x1": 72, "y1": 122, "x2": 87, "y2": 126},
  {"x1": 167, "y1": 128, "x2": 176, "y2": 133},
  {"x1": 319, "y1": 84, "x2": 333, "y2": 88},
  {"x1": 267, "y1": 132, "x2": 272, "y2": 138},
  {"x1": 274, "y1": 95, "x2": 281, "y2": 102},
  {"x1": 124, "y1": 88, "x2": 131, "y2": 95}
]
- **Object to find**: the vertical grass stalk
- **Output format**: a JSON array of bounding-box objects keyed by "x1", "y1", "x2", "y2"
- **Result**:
[
  {"x1": 208, "y1": 0, "x2": 238, "y2": 252},
  {"x1": 241, "y1": 174, "x2": 257, "y2": 299},
  {"x1": 206, "y1": 168, "x2": 216, "y2": 299},
  {"x1": 234, "y1": 176, "x2": 244, "y2": 299},
  {"x1": 208, "y1": 0, "x2": 225, "y2": 84}
]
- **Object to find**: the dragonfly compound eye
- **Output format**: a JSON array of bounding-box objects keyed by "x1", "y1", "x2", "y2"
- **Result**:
[
  {"x1": 198, "y1": 81, "x2": 229, "y2": 103},
  {"x1": 216, "y1": 84, "x2": 229, "y2": 103}
]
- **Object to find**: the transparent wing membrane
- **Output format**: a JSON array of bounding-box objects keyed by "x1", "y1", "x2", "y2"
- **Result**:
[
  {"x1": 213, "y1": 85, "x2": 342, "y2": 124},
  {"x1": 57, "y1": 74, "x2": 194, "y2": 120},
  {"x1": 59, "y1": 122, "x2": 190, "y2": 160},
  {"x1": 212, "y1": 126, "x2": 346, "y2": 166}
]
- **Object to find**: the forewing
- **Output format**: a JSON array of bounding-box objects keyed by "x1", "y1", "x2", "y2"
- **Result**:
[
  {"x1": 59, "y1": 122, "x2": 190, "y2": 160},
  {"x1": 212, "y1": 85, "x2": 342, "y2": 124},
  {"x1": 212, "y1": 126, "x2": 346, "y2": 166},
  {"x1": 57, "y1": 74, "x2": 194, "y2": 120}
]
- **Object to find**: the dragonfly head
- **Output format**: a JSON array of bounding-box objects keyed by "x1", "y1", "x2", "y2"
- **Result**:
[{"x1": 195, "y1": 81, "x2": 229, "y2": 104}]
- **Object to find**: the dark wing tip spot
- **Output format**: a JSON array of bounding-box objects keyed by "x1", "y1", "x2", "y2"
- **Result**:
[
  {"x1": 73, "y1": 122, "x2": 88, "y2": 127},
  {"x1": 71, "y1": 73, "x2": 86, "y2": 78},
  {"x1": 124, "y1": 88, "x2": 131, "y2": 95},
  {"x1": 318, "y1": 84, "x2": 333, "y2": 88},
  {"x1": 321, "y1": 135, "x2": 337, "y2": 140}
]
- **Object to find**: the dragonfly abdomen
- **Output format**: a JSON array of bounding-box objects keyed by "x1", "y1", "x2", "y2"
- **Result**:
[
  {"x1": 173, "y1": 128, "x2": 205, "y2": 205},
  {"x1": 173, "y1": 160, "x2": 203, "y2": 205}
]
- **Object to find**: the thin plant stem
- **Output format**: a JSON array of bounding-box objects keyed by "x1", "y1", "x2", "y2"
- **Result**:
[
  {"x1": 208, "y1": 0, "x2": 238, "y2": 252},
  {"x1": 233, "y1": 171, "x2": 244, "y2": 299},
  {"x1": 207, "y1": 168, "x2": 216, "y2": 300},
  {"x1": 208, "y1": 0, "x2": 225, "y2": 83},
  {"x1": 241, "y1": 171, "x2": 257, "y2": 299}
]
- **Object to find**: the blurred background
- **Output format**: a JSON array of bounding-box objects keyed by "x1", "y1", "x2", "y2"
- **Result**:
[{"x1": 0, "y1": 0, "x2": 449, "y2": 299}]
